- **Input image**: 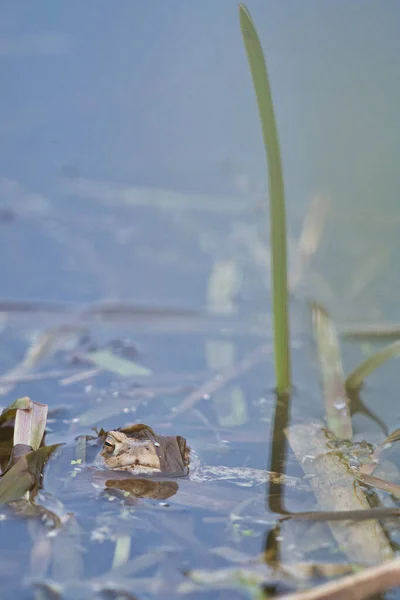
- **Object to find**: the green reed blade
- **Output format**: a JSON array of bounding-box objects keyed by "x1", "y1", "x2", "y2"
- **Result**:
[{"x1": 239, "y1": 4, "x2": 291, "y2": 394}]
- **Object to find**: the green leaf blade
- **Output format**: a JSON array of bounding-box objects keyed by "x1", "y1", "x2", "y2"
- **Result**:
[{"x1": 239, "y1": 4, "x2": 291, "y2": 394}]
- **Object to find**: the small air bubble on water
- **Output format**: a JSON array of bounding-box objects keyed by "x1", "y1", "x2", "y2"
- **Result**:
[
  {"x1": 46, "y1": 530, "x2": 58, "y2": 538},
  {"x1": 333, "y1": 399, "x2": 347, "y2": 410},
  {"x1": 202, "y1": 393, "x2": 211, "y2": 401}
]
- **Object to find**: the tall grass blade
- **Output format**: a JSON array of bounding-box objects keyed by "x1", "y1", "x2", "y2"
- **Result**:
[
  {"x1": 239, "y1": 4, "x2": 291, "y2": 394},
  {"x1": 345, "y1": 340, "x2": 400, "y2": 390},
  {"x1": 312, "y1": 303, "x2": 352, "y2": 439}
]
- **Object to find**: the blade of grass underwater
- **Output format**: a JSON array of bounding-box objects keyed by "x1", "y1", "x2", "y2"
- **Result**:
[
  {"x1": 14, "y1": 400, "x2": 48, "y2": 450},
  {"x1": 51, "y1": 514, "x2": 84, "y2": 583},
  {"x1": 0, "y1": 326, "x2": 84, "y2": 396},
  {"x1": 290, "y1": 194, "x2": 330, "y2": 293},
  {"x1": 239, "y1": 4, "x2": 291, "y2": 394},
  {"x1": 83, "y1": 349, "x2": 151, "y2": 377},
  {"x1": 345, "y1": 340, "x2": 400, "y2": 391},
  {"x1": 312, "y1": 303, "x2": 352, "y2": 440}
]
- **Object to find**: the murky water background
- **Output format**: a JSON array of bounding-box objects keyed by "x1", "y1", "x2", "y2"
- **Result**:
[{"x1": 1, "y1": 2, "x2": 400, "y2": 598}]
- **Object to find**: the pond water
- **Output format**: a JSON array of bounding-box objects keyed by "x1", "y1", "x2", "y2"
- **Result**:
[{"x1": 1, "y1": 2, "x2": 400, "y2": 599}]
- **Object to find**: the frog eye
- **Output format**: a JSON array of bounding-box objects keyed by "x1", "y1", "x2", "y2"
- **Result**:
[{"x1": 104, "y1": 436, "x2": 116, "y2": 453}]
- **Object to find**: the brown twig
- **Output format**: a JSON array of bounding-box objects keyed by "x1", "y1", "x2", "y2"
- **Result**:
[
  {"x1": 340, "y1": 321, "x2": 400, "y2": 340},
  {"x1": 356, "y1": 472, "x2": 400, "y2": 498},
  {"x1": 279, "y1": 557, "x2": 400, "y2": 600},
  {"x1": 282, "y1": 506, "x2": 400, "y2": 522}
]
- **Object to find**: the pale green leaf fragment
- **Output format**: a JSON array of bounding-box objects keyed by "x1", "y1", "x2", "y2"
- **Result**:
[
  {"x1": 215, "y1": 387, "x2": 248, "y2": 428},
  {"x1": 84, "y1": 350, "x2": 151, "y2": 377},
  {"x1": 239, "y1": 3, "x2": 291, "y2": 394}
]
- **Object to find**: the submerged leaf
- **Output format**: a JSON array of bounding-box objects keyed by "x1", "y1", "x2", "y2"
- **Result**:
[
  {"x1": 83, "y1": 349, "x2": 151, "y2": 377},
  {"x1": 312, "y1": 303, "x2": 352, "y2": 440},
  {"x1": 214, "y1": 387, "x2": 248, "y2": 428},
  {"x1": 111, "y1": 535, "x2": 131, "y2": 570},
  {"x1": 290, "y1": 194, "x2": 330, "y2": 292},
  {"x1": 7, "y1": 499, "x2": 62, "y2": 528},
  {"x1": 179, "y1": 563, "x2": 280, "y2": 595},
  {"x1": 345, "y1": 340, "x2": 400, "y2": 390},
  {"x1": 382, "y1": 428, "x2": 400, "y2": 445},
  {"x1": 206, "y1": 260, "x2": 239, "y2": 315},
  {"x1": 0, "y1": 326, "x2": 85, "y2": 396},
  {"x1": 205, "y1": 341, "x2": 248, "y2": 427}
]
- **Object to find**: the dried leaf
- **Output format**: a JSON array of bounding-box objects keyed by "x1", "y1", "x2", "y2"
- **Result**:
[
  {"x1": 312, "y1": 303, "x2": 352, "y2": 439},
  {"x1": 0, "y1": 396, "x2": 32, "y2": 427},
  {"x1": 7, "y1": 499, "x2": 62, "y2": 528},
  {"x1": 14, "y1": 400, "x2": 48, "y2": 450},
  {"x1": 0, "y1": 444, "x2": 60, "y2": 504}
]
